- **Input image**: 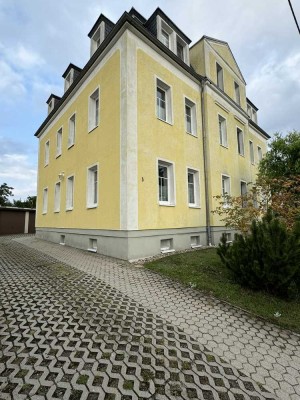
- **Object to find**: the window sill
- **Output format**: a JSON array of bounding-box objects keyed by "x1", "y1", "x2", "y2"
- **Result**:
[
  {"x1": 186, "y1": 131, "x2": 197, "y2": 138},
  {"x1": 59, "y1": 242, "x2": 65, "y2": 246},
  {"x1": 159, "y1": 202, "x2": 175, "y2": 207},
  {"x1": 54, "y1": 210, "x2": 60, "y2": 213},
  {"x1": 87, "y1": 204, "x2": 98, "y2": 209},
  {"x1": 66, "y1": 207, "x2": 73, "y2": 212},
  {"x1": 42, "y1": 212, "x2": 47, "y2": 215},
  {"x1": 161, "y1": 249, "x2": 175, "y2": 254},
  {"x1": 68, "y1": 143, "x2": 75, "y2": 150},
  {"x1": 44, "y1": 163, "x2": 49, "y2": 167},
  {"x1": 56, "y1": 153, "x2": 62, "y2": 159},
  {"x1": 238, "y1": 153, "x2": 245, "y2": 157},
  {"x1": 87, "y1": 248, "x2": 97, "y2": 253},
  {"x1": 88, "y1": 125, "x2": 99, "y2": 134},
  {"x1": 188, "y1": 204, "x2": 201, "y2": 209},
  {"x1": 157, "y1": 117, "x2": 173, "y2": 126},
  {"x1": 191, "y1": 244, "x2": 202, "y2": 249},
  {"x1": 220, "y1": 144, "x2": 228, "y2": 149}
]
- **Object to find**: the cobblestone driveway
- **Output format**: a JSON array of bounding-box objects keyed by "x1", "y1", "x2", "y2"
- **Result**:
[{"x1": 0, "y1": 236, "x2": 299, "y2": 399}]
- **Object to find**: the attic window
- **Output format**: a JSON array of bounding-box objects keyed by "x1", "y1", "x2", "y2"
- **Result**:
[
  {"x1": 64, "y1": 70, "x2": 73, "y2": 92},
  {"x1": 90, "y1": 23, "x2": 105, "y2": 56},
  {"x1": 48, "y1": 99, "x2": 55, "y2": 114},
  {"x1": 216, "y1": 63, "x2": 224, "y2": 90}
]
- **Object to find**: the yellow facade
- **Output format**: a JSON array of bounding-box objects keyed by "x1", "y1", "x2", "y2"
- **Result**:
[{"x1": 35, "y1": 9, "x2": 269, "y2": 259}]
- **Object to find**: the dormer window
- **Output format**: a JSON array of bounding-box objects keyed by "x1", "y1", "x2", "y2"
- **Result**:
[
  {"x1": 64, "y1": 70, "x2": 73, "y2": 92},
  {"x1": 156, "y1": 15, "x2": 190, "y2": 64},
  {"x1": 46, "y1": 94, "x2": 61, "y2": 115},
  {"x1": 48, "y1": 99, "x2": 55, "y2": 114},
  {"x1": 90, "y1": 22, "x2": 105, "y2": 56}
]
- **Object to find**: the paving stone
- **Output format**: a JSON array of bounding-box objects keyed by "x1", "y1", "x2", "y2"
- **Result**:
[{"x1": 3, "y1": 235, "x2": 299, "y2": 399}]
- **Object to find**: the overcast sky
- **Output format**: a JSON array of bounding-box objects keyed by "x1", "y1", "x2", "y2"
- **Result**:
[{"x1": 0, "y1": 0, "x2": 299, "y2": 199}]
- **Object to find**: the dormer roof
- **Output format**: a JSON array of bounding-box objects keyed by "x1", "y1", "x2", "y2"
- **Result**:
[
  {"x1": 88, "y1": 14, "x2": 115, "y2": 38},
  {"x1": 128, "y1": 7, "x2": 147, "y2": 24},
  {"x1": 145, "y1": 7, "x2": 191, "y2": 44},
  {"x1": 62, "y1": 63, "x2": 82, "y2": 79},
  {"x1": 247, "y1": 97, "x2": 259, "y2": 111},
  {"x1": 46, "y1": 94, "x2": 61, "y2": 105}
]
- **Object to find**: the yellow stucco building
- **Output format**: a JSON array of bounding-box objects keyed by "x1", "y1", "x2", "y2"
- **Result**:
[{"x1": 35, "y1": 7, "x2": 269, "y2": 260}]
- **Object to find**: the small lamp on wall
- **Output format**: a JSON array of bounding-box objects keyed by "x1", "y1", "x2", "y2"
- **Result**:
[{"x1": 58, "y1": 172, "x2": 65, "y2": 181}]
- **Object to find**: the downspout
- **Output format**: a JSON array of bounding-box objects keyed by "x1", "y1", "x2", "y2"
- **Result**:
[{"x1": 200, "y1": 78, "x2": 212, "y2": 246}]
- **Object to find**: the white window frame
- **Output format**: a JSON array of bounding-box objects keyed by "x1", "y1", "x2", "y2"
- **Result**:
[
  {"x1": 240, "y1": 180, "x2": 247, "y2": 208},
  {"x1": 157, "y1": 159, "x2": 176, "y2": 206},
  {"x1": 68, "y1": 113, "x2": 76, "y2": 148},
  {"x1": 216, "y1": 62, "x2": 224, "y2": 90},
  {"x1": 88, "y1": 87, "x2": 100, "y2": 132},
  {"x1": 54, "y1": 182, "x2": 61, "y2": 213},
  {"x1": 90, "y1": 22, "x2": 105, "y2": 56},
  {"x1": 249, "y1": 140, "x2": 255, "y2": 164},
  {"x1": 184, "y1": 97, "x2": 197, "y2": 136},
  {"x1": 257, "y1": 146, "x2": 263, "y2": 162},
  {"x1": 87, "y1": 163, "x2": 99, "y2": 208},
  {"x1": 237, "y1": 127, "x2": 244, "y2": 156},
  {"x1": 48, "y1": 99, "x2": 54, "y2": 114},
  {"x1": 218, "y1": 114, "x2": 228, "y2": 147},
  {"x1": 187, "y1": 168, "x2": 200, "y2": 208},
  {"x1": 234, "y1": 81, "x2": 240, "y2": 106},
  {"x1": 221, "y1": 174, "x2": 231, "y2": 207},
  {"x1": 56, "y1": 127, "x2": 63, "y2": 157},
  {"x1": 44, "y1": 140, "x2": 50, "y2": 166},
  {"x1": 66, "y1": 175, "x2": 75, "y2": 211},
  {"x1": 176, "y1": 35, "x2": 189, "y2": 63},
  {"x1": 42, "y1": 187, "x2": 48, "y2": 214},
  {"x1": 161, "y1": 28, "x2": 170, "y2": 48},
  {"x1": 64, "y1": 70, "x2": 73, "y2": 92},
  {"x1": 156, "y1": 77, "x2": 172, "y2": 124}
]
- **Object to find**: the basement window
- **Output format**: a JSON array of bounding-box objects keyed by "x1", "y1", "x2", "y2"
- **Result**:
[
  {"x1": 88, "y1": 238, "x2": 97, "y2": 252},
  {"x1": 191, "y1": 235, "x2": 201, "y2": 248},
  {"x1": 160, "y1": 238, "x2": 174, "y2": 254},
  {"x1": 60, "y1": 235, "x2": 65, "y2": 245}
]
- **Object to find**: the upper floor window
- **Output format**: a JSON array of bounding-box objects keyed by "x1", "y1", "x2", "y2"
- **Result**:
[
  {"x1": 42, "y1": 188, "x2": 48, "y2": 214},
  {"x1": 218, "y1": 115, "x2": 227, "y2": 147},
  {"x1": 66, "y1": 175, "x2": 74, "y2": 210},
  {"x1": 185, "y1": 98, "x2": 197, "y2": 135},
  {"x1": 87, "y1": 164, "x2": 98, "y2": 208},
  {"x1": 249, "y1": 141, "x2": 254, "y2": 164},
  {"x1": 216, "y1": 63, "x2": 224, "y2": 90},
  {"x1": 241, "y1": 181, "x2": 247, "y2": 208},
  {"x1": 88, "y1": 88, "x2": 99, "y2": 132},
  {"x1": 187, "y1": 168, "x2": 200, "y2": 207},
  {"x1": 158, "y1": 160, "x2": 175, "y2": 206},
  {"x1": 234, "y1": 82, "x2": 240, "y2": 106},
  {"x1": 156, "y1": 79, "x2": 172, "y2": 124},
  {"x1": 257, "y1": 146, "x2": 263, "y2": 162},
  {"x1": 237, "y1": 128, "x2": 244, "y2": 156},
  {"x1": 68, "y1": 114, "x2": 76, "y2": 148},
  {"x1": 44, "y1": 140, "x2": 50, "y2": 166},
  {"x1": 56, "y1": 128, "x2": 62, "y2": 157},
  {"x1": 54, "y1": 182, "x2": 61, "y2": 212}
]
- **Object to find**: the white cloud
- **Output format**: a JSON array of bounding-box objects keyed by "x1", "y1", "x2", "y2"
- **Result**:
[
  {"x1": 0, "y1": 153, "x2": 37, "y2": 199},
  {"x1": 0, "y1": 60, "x2": 26, "y2": 97}
]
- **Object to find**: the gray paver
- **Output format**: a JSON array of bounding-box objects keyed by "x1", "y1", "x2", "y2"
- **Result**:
[{"x1": 1, "y1": 235, "x2": 298, "y2": 398}]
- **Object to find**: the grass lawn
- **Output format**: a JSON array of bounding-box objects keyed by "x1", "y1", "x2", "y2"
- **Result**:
[{"x1": 145, "y1": 248, "x2": 300, "y2": 333}]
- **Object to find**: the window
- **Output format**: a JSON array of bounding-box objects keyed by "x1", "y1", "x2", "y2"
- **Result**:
[
  {"x1": 191, "y1": 235, "x2": 201, "y2": 248},
  {"x1": 56, "y1": 128, "x2": 62, "y2": 157},
  {"x1": 241, "y1": 181, "x2": 247, "y2": 208},
  {"x1": 88, "y1": 238, "x2": 97, "y2": 252},
  {"x1": 87, "y1": 165, "x2": 98, "y2": 208},
  {"x1": 257, "y1": 146, "x2": 263, "y2": 162},
  {"x1": 42, "y1": 188, "x2": 48, "y2": 214},
  {"x1": 225, "y1": 232, "x2": 232, "y2": 243},
  {"x1": 187, "y1": 169, "x2": 200, "y2": 207},
  {"x1": 185, "y1": 98, "x2": 196, "y2": 135},
  {"x1": 88, "y1": 88, "x2": 99, "y2": 132},
  {"x1": 64, "y1": 71, "x2": 73, "y2": 92},
  {"x1": 60, "y1": 235, "x2": 65, "y2": 245},
  {"x1": 234, "y1": 82, "x2": 240, "y2": 105},
  {"x1": 252, "y1": 110, "x2": 257, "y2": 123},
  {"x1": 247, "y1": 104, "x2": 252, "y2": 118},
  {"x1": 66, "y1": 176, "x2": 74, "y2": 210},
  {"x1": 68, "y1": 114, "x2": 76, "y2": 148},
  {"x1": 158, "y1": 160, "x2": 175, "y2": 205},
  {"x1": 216, "y1": 63, "x2": 224, "y2": 90},
  {"x1": 177, "y1": 40, "x2": 184, "y2": 60},
  {"x1": 249, "y1": 141, "x2": 254, "y2": 164},
  {"x1": 160, "y1": 238, "x2": 174, "y2": 253},
  {"x1": 156, "y1": 79, "x2": 172, "y2": 123},
  {"x1": 54, "y1": 182, "x2": 61, "y2": 212},
  {"x1": 221, "y1": 175, "x2": 230, "y2": 205},
  {"x1": 161, "y1": 29, "x2": 170, "y2": 47},
  {"x1": 48, "y1": 99, "x2": 54, "y2": 114},
  {"x1": 44, "y1": 140, "x2": 50, "y2": 166},
  {"x1": 237, "y1": 128, "x2": 244, "y2": 156},
  {"x1": 218, "y1": 115, "x2": 227, "y2": 147},
  {"x1": 90, "y1": 24, "x2": 104, "y2": 56}
]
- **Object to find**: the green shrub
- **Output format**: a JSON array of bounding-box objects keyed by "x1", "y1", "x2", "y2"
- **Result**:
[{"x1": 217, "y1": 211, "x2": 300, "y2": 298}]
